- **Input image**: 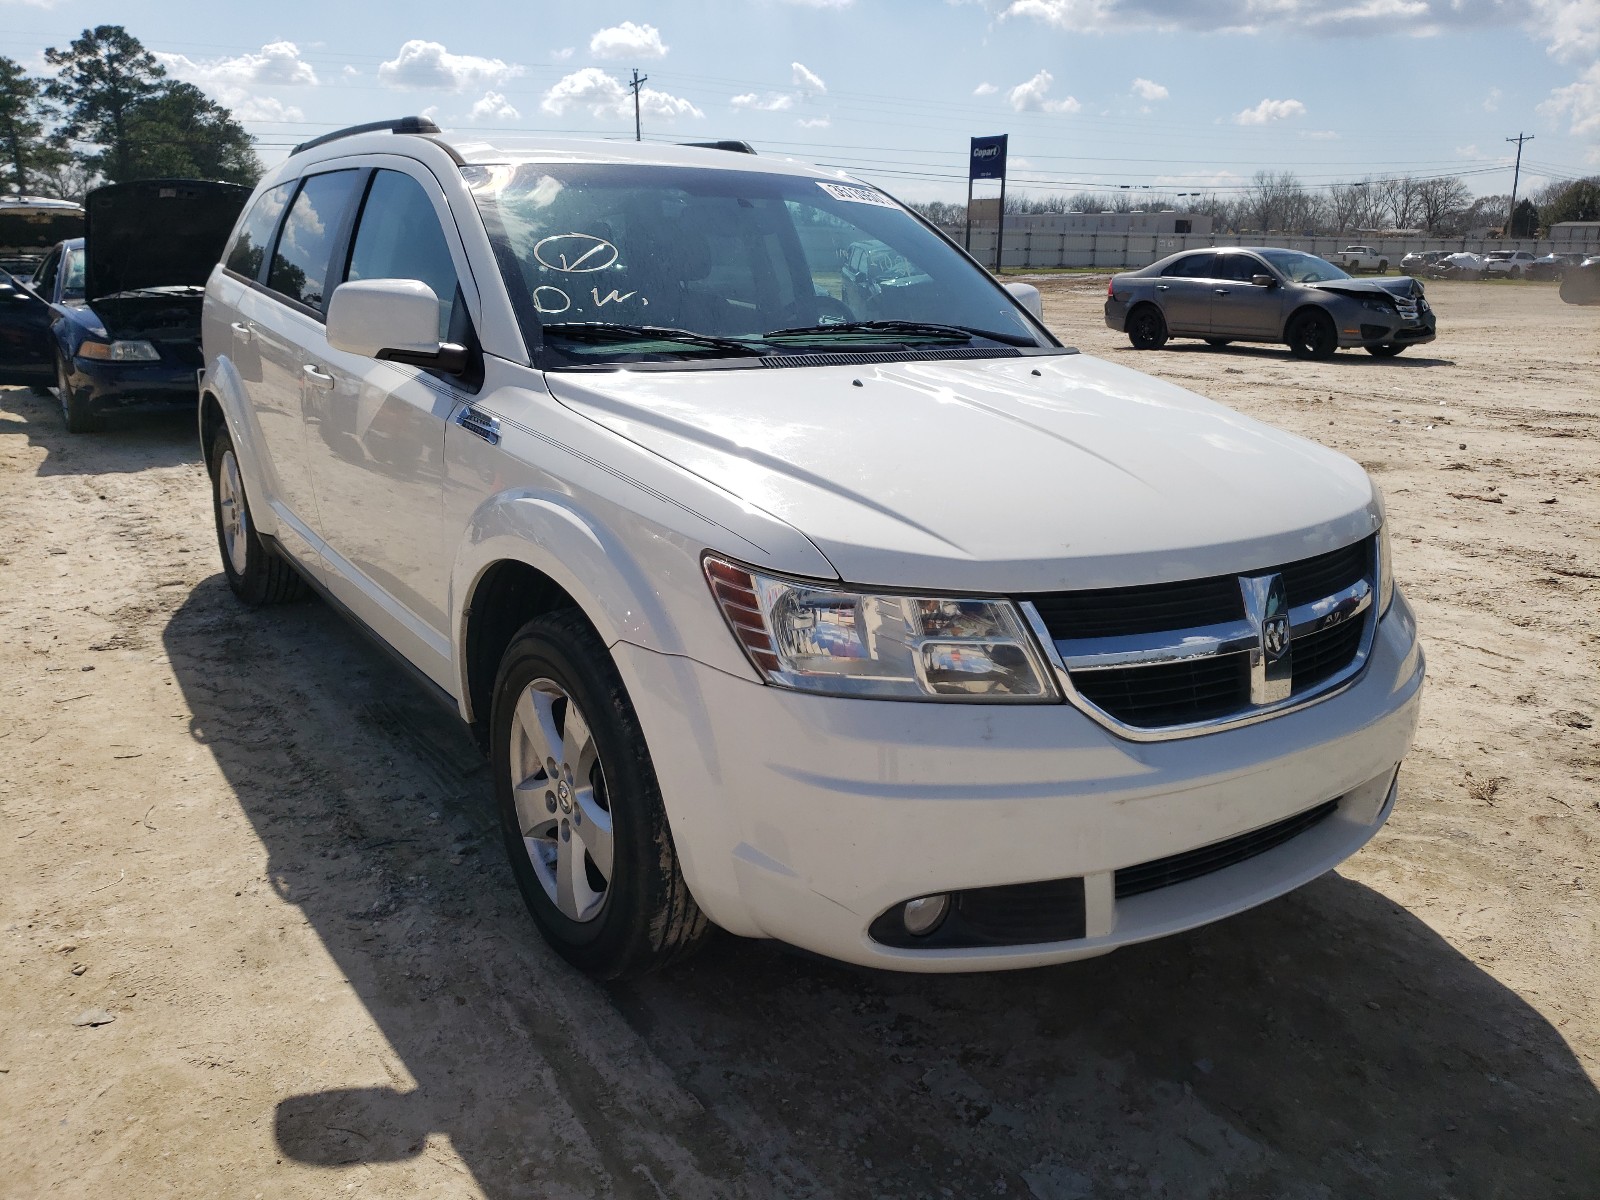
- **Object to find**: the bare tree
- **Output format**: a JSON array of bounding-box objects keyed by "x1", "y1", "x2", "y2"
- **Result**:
[
  {"x1": 1372, "y1": 175, "x2": 1422, "y2": 230},
  {"x1": 1414, "y1": 175, "x2": 1471, "y2": 232}
]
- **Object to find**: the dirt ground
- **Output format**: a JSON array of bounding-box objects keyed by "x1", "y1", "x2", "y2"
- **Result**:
[{"x1": 0, "y1": 279, "x2": 1595, "y2": 1200}]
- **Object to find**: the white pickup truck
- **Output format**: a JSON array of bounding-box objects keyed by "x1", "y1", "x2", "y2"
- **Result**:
[{"x1": 1338, "y1": 245, "x2": 1389, "y2": 274}]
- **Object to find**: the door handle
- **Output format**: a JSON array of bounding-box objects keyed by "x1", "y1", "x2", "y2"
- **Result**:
[
  {"x1": 1214, "y1": 288, "x2": 1230, "y2": 295},
  {"x1": 1154, "y1": 283, "x2": 1169, "y2": 291},
  {"x1": 230, "y1": 321, "x2": 252, "y2": 344},
  {"x1": 302, "y1": 363, "x2": 335, "y2": 391}
]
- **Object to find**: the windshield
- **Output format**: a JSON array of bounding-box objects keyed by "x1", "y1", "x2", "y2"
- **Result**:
[
  {"x1": 1258, "y1": 250, "x2": 1350, "y2": 284},
  {"x1": 463, "y1": 162, "x2": 1045, "y2": 366},
  {"x1": 61, "y1": 247, "x2": 86, "y2": 300}
]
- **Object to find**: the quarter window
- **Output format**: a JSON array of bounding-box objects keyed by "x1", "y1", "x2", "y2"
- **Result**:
[
  {"x1": 224, "y1": 182, "x2": 293, "y2": 281},
  {"x1": 344, "y1": 170, "x2": 460, "y2": 341},
  {"x1": 268, "y1": 171, "x2": 362, "y2": 312}
]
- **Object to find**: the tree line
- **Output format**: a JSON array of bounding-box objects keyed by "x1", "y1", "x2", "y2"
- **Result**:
[
  {"x1": 913, "y1": 168, "x2": 1600, "y2": 239},
  {"x1": 0, "y1": 25, "x2": 260, "y2": 201}
]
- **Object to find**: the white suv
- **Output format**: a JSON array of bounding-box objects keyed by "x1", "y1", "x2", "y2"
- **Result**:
[{"x1": 199, "y1": 118, "x2": 1424, "y2": 978}]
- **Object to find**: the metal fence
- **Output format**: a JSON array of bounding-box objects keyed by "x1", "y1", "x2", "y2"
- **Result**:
[{"x1": 956, "y1": 229, "x2": 1600, "y2": 271}]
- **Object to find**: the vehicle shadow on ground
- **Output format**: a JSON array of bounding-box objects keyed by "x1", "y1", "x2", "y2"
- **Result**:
[
  {"x1": 162, "y1": 581, "x2": 1600, "y2": 1200},
  {"x1": 0, "y1": 385, "x2": 198, "y2": 475},
  {"x1": 1157, "y1": 345, "x2": 1456, "y2": 368}
]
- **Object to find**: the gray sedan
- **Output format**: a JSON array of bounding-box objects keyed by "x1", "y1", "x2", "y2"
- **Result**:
[{"x1": 1104, "y1": 247, "x2": 1437, "y2": 359}]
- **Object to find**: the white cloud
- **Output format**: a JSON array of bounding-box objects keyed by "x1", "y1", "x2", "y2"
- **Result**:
[
  {"x1": 378, "y1": 40, "x2": 522, "y2": 91},
  {"x1": 588, "y1": 21, "x2": 668, "y2": 60},
  {"x1": 342, "y1": 65, "x2": 361, "y2": 79},
  {"x1": 782, "y1": 0, "x2": 853, "y2": 6},
  {"x1": 1483, "y1": 86, "x2": 1502, "y2": 111},
  {"x1": 731, "y1": 92, "x2": 795, "y2": 111},
  {"x1": 215, "y1": 87, "x2": 304, "y2": 123},
  {"x1": 541, "y1": 67, "x2": 704, "y2": 121},
  {"x1": 1131, "y1": 77, "x2": 1167, "y2": 101},
  {"x1": 989, "y1": 0, "x2": 1600, "y2": 69},
  {"x1": 1233, "y1": 97, "x2": 1306, "y2": 124},
  {"x1": 1299, "y1": 128, "x2": 1340, "y2": 139},
  {"x1": 469, "y1": 90, "x2": 520, "y2": 121},
  {"x1": 797, "y1": 116, "x2": 832, "y2": 127},
  {"x1": 157, "y1": 40, "x2": 319, "y2": 87},
  {"x1": 1540, "y1": 60, "x2": 1600, "y2": 136},
  {"x1": 792, "y1": 61, "x2": 828, "y2": 95},
  {"x1": 553, "y1": 47, "x2": 575, "y2": 60},
  {"x1": 974, "y1": 81, "x2": 998, "y2": 95},
  {"x1": 1008, "y1": 69, "x2": 1080, "y2": 113}
]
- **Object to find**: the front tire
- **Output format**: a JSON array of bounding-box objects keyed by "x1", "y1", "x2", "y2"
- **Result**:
[
  {"x1": 1366, "y1": 343, "x2": 1407, "y2": 358},
  {"x1": 55, "y1": 352, "x2": 104, "y2": 434},
  {"x1": 492, "y1": 610, "x2": 710, "y2": 980},
  {"x1": 1377, "y1": 259, "x2": 1388, "y2": 274},
  {"x1": 208, "y1": 427, "x2": 307, "y2": 606},
  {"x1": 1286, "y1": 310, "x2": 1338, "y2": 360},
  {"x1": 1126, "y1": 304, "x2": 1168, "y2": 350}
]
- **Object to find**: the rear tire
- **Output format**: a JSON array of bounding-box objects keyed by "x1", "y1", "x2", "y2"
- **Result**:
[
  {"x1": 1286, "y1": 310, "x2": 1338, "y2": 360},
  {"x1": 208, "y1": 427, "x2": 307, "y2": 606},
  {"x1": 1126, "y1": 304, "x2": 1168, "y2": 350},
  {"x1": 55, "y1": 352, "x2": 104, "y2": 434},
  {"x1": 492, "y1": 610, "x2": 710, "y2": 980},
  {"x1": 1366, "y1": 343, "x2": 1407, "y2": 358}
]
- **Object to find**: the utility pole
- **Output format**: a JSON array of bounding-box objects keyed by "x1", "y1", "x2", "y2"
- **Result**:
[
  {"x1": 628, "y1": 68, "x2": 649, "y2": 142},
  {"x1": 1505, "y1": 131, "x2": 1533, "y2": 238}
]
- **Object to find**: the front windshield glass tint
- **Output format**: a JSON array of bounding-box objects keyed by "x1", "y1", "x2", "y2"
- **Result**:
[
  {"x1": 61, "y1": 247, "x2": 86, "y2": 299},
  {"x1": 1259, "y1": 250, "x2": 1349, "y2": 284},
  {"x1": 464, "y1": 162, "x2": 1042, "y2": 364}
]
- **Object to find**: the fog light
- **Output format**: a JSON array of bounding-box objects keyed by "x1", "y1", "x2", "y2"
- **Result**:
[{"x1": 902, "y1": 894, "x2": 949, "y2": 936}]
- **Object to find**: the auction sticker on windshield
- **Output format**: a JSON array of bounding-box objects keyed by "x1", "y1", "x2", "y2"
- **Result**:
[{"x1": 816, "y1": 181, "x2": 897, "y2": 207}]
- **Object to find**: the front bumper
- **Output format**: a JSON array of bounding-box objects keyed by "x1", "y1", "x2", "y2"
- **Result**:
[
  {"x1": 617, "y1": 592, "x2": 1425, "y2": 972},
  {"x1": 1336, "y1": 308, "x2": 1436, "y2": 350},
  {"x1": 68, "y1": 354, "x2": 200, "y2": 409}
]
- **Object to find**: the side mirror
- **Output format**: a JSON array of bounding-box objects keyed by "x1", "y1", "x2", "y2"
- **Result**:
[
  {"x1": 326, "y1": 279, "x2": 467, "y2": 374},
  {"x1": 1251, "y1": 274, "x2": 1276, "y2": 288},
  {"x1": 1003, "y1": 281, "x2": 1044, "y2": 321}
]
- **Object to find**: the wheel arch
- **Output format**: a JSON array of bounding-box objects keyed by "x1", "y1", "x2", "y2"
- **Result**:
[
  {"x1": 1281, "y1": 300, "x2": 1335, "y2": 339},
  {"x1": 197, "y1": 356, "x2": 280, "y2": 538}
]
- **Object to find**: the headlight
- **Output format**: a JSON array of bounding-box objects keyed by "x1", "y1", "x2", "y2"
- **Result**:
[
  {"x1": 77, "y1": 339, "x2": 160, "y2": 362},
  {"x1": 1371, "y1": 482, "x2": 1395, "y2": 616},
  {"x1": 1360, "y1": 299, "x2": 1394, "y2": 313},
  {"x1": 703, "y1": 557, "x2": 1058, "y2": 702}
]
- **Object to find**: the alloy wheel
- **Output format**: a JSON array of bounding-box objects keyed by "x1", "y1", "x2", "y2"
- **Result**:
[
  {"x1": 509, "y1": 678, "x2": 614, "y2": 922},
  {"x1": 217, "y1": 449, "x2": 251, "y2": 576}
]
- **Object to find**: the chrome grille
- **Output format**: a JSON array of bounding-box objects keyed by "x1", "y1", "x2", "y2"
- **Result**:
[{"x1": 1021, "y1": 537, "x2": 1377, "y2": 739}]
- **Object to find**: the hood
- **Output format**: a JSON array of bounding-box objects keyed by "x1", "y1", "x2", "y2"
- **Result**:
[
  {"x1": 84, "y1": 179, "x2": 249, "y2": 303},
  {"x1": 545, "y1": 354, "x2": 1378, "y2": 593},
  {"x1": 1313, "y1": 276, "x2": 1420, "y2": 300}
]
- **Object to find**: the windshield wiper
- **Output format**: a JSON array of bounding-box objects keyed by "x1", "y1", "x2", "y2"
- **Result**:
[
  {"x1": 539, "y1": 322, "x2": 765, "y2": 356},
  {"x1": 762, "y1": 319, "x2": 1037, "y2": 347}
]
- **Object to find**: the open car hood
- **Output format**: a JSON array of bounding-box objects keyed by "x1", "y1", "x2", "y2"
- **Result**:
[{"x1": 84, "y1": 179, "x2": 249, "y2": 303}]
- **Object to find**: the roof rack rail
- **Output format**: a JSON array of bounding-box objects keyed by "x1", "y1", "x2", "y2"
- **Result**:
[
  {"x1": 292, "y1": 116, "x2": 443, "y2": 156},
  {"x1": 681, "y1": 140, "x2": 757, "y2": 155}
]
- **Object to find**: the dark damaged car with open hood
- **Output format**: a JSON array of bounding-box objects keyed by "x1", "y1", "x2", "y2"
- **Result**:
[
  {"x1": 0, "y1": 179, "x2": 248, "y2": 431},
  {"x1": 1105, "y1": 246, "x2": 1436, "y2": 360}
]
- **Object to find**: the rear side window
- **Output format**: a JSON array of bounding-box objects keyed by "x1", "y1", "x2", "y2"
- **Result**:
[
  {"x1": 1161, "y1": 253, "x2": 1216, "y2": 278},
  {"x1": 268, "y1": 170, "x2": 362, "y2": 312},
  {"x1": 345, "y1": 170, "x2": 460, "y2": 341},
  {"x1": 224, "y1": 183, "x2": 292, "y2": 281}
]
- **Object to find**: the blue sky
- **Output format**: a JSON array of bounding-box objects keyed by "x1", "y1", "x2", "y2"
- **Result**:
[{"x1": 4, "y1": 0, "x2": 1596, "y2": 204}]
